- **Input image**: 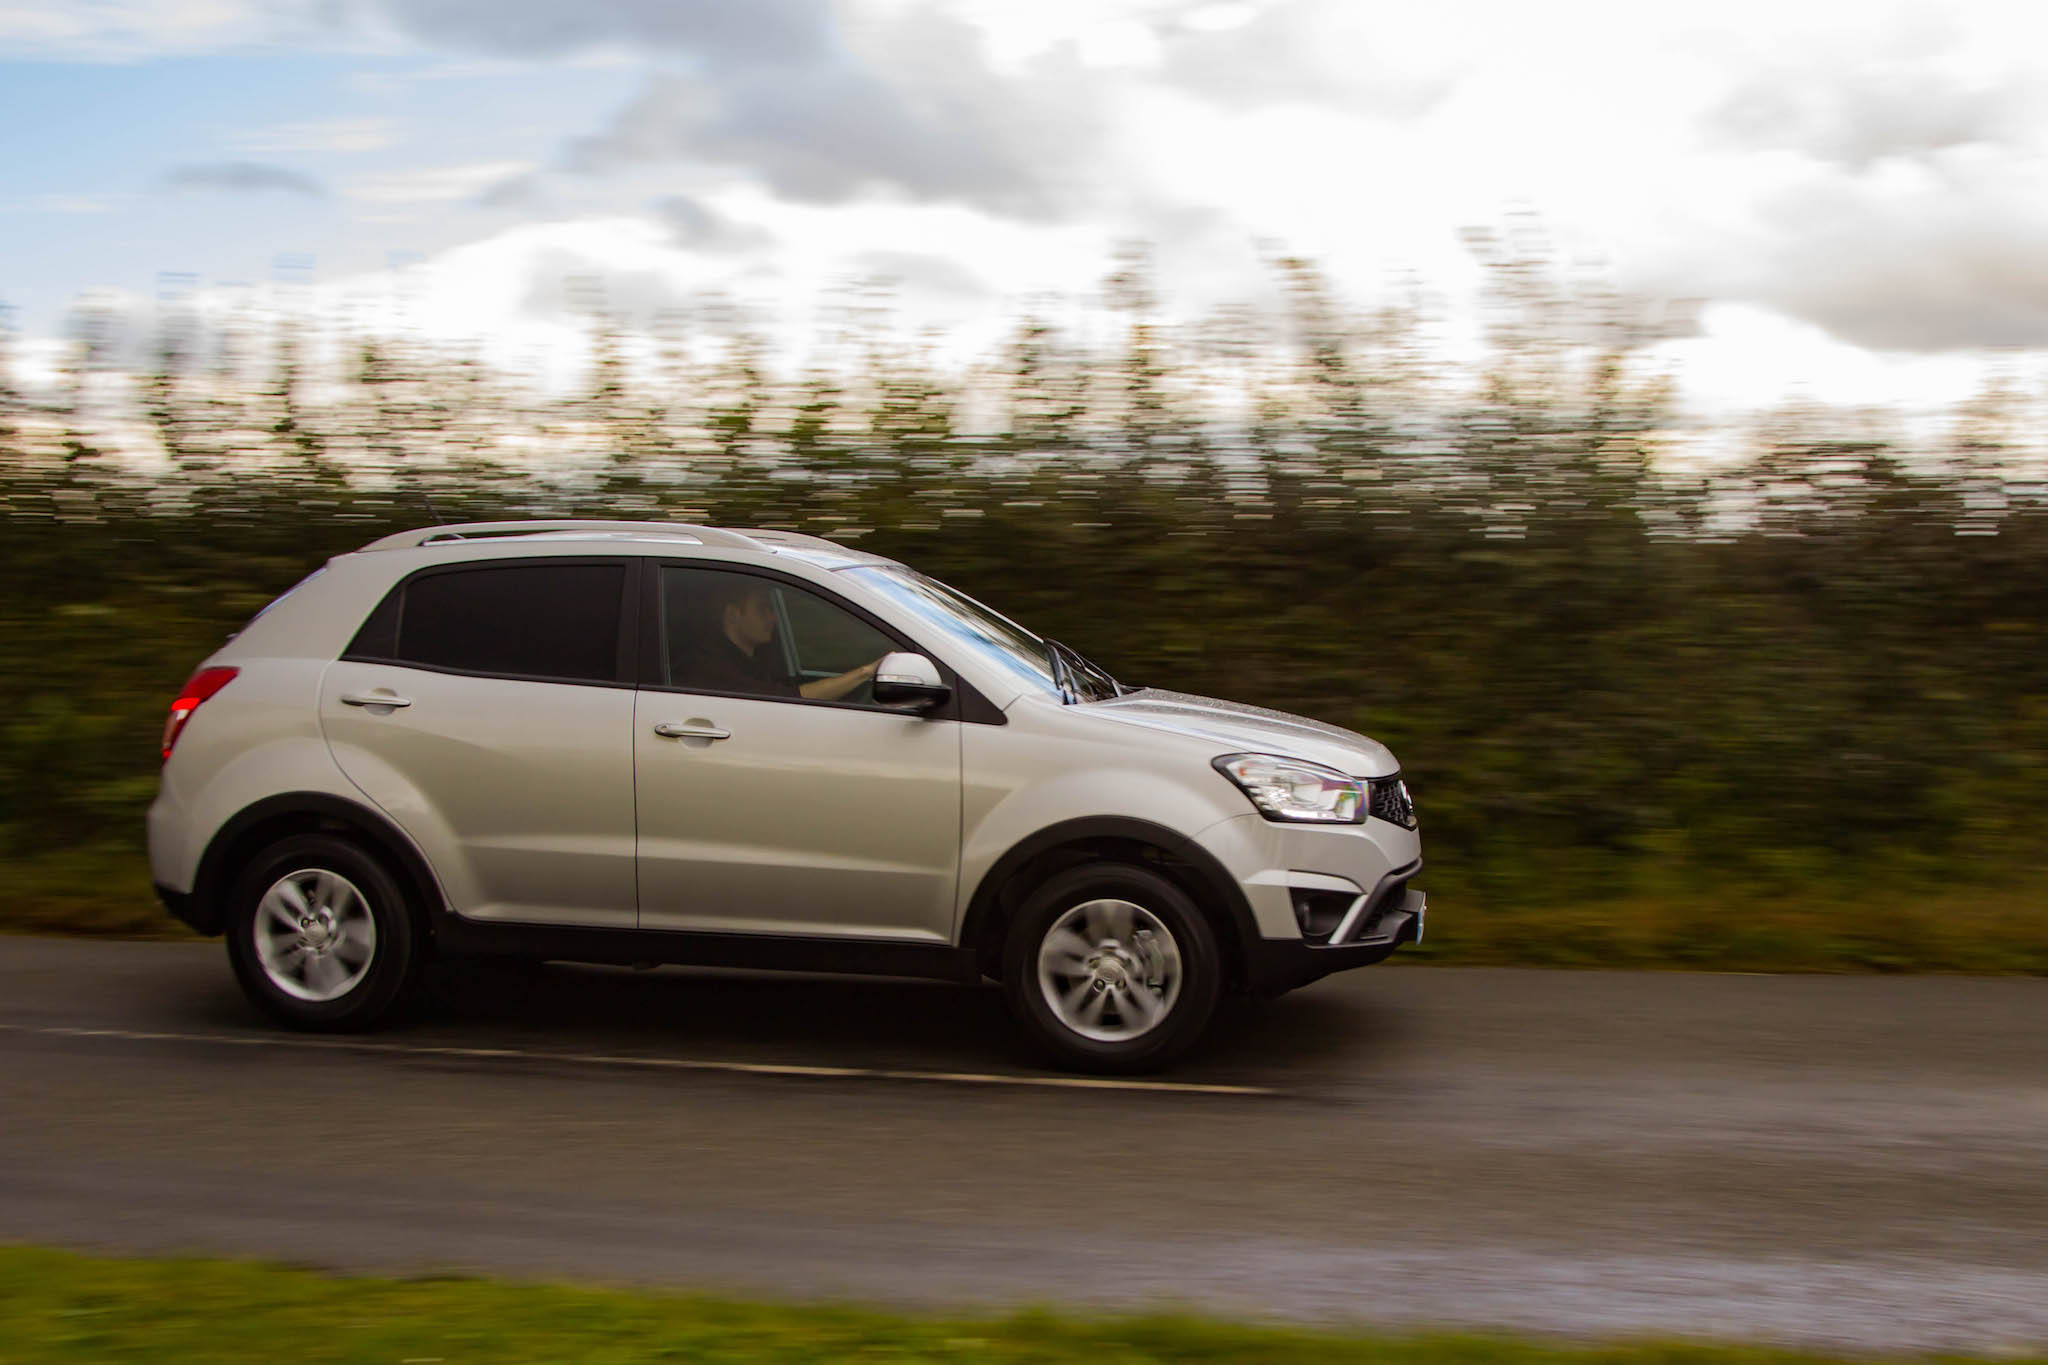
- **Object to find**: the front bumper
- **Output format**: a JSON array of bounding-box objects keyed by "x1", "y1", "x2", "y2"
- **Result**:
[
  {"x1": 1188, "y1": 809, "x2": 1425, "y2": 995},
  {"x1": 1244, "y1": 887, "x2": 1425, "y2": 995}
]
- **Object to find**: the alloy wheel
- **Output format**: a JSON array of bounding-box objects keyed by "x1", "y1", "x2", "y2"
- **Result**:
[
  {"x1": 252, "y1": 867, "x2": 378, "y2": 1003},
  {"x1": 1035, "y1": 897, "x2": 1184, "y2": 1043}
]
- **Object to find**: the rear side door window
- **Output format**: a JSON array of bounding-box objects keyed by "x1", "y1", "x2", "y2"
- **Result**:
[{"x1": 347, "y1": 560, "x2": 630, "y2": 684}]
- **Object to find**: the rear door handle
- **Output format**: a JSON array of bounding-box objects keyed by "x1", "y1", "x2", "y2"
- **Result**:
[
  {"x1": 340, "y1": 692, "x2": 412, "y2": 708},
  {"x1": 653, "y1": 722, "x2": 730, "y2": 740}
]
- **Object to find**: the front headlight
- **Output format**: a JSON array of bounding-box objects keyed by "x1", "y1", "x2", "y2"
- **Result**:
[{"x1": 1212, "y1": 753, "x2": 1365, "y2": 824}]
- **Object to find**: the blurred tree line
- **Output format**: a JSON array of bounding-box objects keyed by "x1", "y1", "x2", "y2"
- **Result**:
[{"x1": 2, "y1": 241, "x2": 2044, "y2": 968}]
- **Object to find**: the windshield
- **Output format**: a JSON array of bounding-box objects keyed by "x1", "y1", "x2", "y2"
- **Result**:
[{"x1": 843, "y1": 565, "x2": 1063, "y2": 700}]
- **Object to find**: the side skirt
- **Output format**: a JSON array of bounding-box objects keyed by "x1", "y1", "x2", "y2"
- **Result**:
[{"x1": 432, "y1": 916, "x2": 981, "y2": 985}]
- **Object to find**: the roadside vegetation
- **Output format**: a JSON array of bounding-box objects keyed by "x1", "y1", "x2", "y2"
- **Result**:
[
  {"x1": 3, "y1": 238, "x2": 2044, "y2": 970},
  {"x1": 4, "y1": 1247, "x2": 2037, "y2": 1365}
]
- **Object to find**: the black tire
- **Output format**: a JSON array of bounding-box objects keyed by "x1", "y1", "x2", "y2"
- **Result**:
[
  {"x1": 225, "y1": 833, "x2": 420, "y2": 1031},
  {"x1": 1001, "y1": 860, "x2": 1223, "y2": 1074}
]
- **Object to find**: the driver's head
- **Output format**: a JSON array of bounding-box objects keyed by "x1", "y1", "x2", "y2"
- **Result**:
[{"x1": 716, "y1": 580, "x2": 778, "y2": 653}]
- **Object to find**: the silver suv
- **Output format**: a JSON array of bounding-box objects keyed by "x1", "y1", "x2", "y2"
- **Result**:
[{"x1": 150, "y1": 521, "x2": 1424, "y2": 1071}]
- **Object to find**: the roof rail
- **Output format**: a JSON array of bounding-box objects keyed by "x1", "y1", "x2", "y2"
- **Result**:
[
  {"x1": 358, "y1": 521, "x2": 767, "y2": 553},
  {"x1": 732, "y1": 527, "x2": 863, "y2": 554}
]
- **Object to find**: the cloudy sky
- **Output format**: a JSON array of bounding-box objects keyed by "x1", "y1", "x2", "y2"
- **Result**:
[{"x1": 4, "y1": 0, "x2": 2047, "y2": 414}]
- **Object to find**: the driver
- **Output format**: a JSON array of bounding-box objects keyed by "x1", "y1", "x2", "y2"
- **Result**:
[{"x1": 689, "y1": 578, "x2": 879, "y2": 702}]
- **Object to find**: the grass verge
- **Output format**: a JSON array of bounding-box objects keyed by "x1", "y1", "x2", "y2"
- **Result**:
[
  {"x1": 2, "y1": 1247, "x2": 2037, "y2": 1365},
  {"x1": 0, "y1": 845, "x2": 192, "y2": 939},
  {"x1": 1399, "y1": 883, "x2": 2048, "y2": 974}
]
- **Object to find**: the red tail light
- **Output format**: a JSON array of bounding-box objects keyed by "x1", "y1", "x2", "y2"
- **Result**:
[{"x1": 162, "y1": 666, "x2": 239, "y2": 761}]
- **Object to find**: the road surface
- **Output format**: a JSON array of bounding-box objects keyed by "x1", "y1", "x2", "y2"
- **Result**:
[{"x1": 2, "y1": 936, "x2": 2044, "y2": 1353}]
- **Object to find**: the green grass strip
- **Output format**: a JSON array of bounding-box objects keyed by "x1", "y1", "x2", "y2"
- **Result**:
[{"x1": 0, "y1": 1246, "x2": 2036, "y2": 1365}]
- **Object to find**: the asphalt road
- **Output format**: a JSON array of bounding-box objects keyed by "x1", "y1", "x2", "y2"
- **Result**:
[{"x1": 2, "y1": 936, "x2": 2044, "y2": 1353}]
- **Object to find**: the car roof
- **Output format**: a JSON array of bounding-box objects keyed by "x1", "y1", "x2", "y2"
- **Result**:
[{"x1": 354, "y1": 521, "x2": 896, "y2": 569}]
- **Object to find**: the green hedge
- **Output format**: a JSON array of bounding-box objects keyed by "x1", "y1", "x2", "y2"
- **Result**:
[{"x1": 4, "y1": 262, "x2": 2044, "y2": 968}]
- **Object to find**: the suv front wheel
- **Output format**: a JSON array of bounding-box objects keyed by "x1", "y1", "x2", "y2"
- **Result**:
[
  {"x1": 1002, "y1": 861, "x2": 1222, "y2": 1073},
  {"x1": 225, "y1": 833, "x2": 420, "y2": 1031}
]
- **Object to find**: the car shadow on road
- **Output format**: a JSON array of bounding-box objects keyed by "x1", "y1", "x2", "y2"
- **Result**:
[{"x1": 431, "y1": 961, "x2": 1025, "y2": 1066}]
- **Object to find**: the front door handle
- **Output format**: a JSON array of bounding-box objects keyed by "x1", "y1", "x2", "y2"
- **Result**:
[
  {"x1": 653, "y1": 722, "x2": 731, "y2": 740},
  {"x1": 340, "y1": 692, "x2": 412, "y2": 709}
]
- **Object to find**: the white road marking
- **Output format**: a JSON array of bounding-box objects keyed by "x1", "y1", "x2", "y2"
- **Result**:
[{"x1": 0, "y1": 1023, "x2": 1276, "y2": 1096}]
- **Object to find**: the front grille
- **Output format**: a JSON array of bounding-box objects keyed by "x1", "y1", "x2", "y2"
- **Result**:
[{"x1": 1369, "y1": 776, "x2": 1417, "y2": 829}]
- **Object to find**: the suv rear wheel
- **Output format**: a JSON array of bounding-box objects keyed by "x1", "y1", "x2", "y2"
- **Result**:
[
  {"x1": 1002, "y1": 861, "x2": 1222, "y2": 1073},
  {"x1": 225, "y1": 833, "x2": 420, "y2": 1031}
]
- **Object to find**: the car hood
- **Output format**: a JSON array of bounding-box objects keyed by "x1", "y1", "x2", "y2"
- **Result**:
[{"x1": 1077, "y1": 688, "x2": 1399, "y2": 778}]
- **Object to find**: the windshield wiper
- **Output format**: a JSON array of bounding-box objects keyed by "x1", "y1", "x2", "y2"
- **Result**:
[
  {"x1": 1044, "y1": 640, "x2": 1079, "y2": 704},
  {"x1": 1045, "y1": 639, "x2": 1120, "y2": 703}
]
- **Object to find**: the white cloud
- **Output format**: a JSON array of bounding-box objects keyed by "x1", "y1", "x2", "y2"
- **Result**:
[
  {"x1": 551, "y1": 5, "x2": 1107, "y2": 220},
  {"x1": 238, "y1": 117, "x2": 401, "y2": 154},
  {"x1": 0, "y1": 0, "x2": 317, "y2": 58},
  {"x1": 1181, "y1": 3, "x2": 1258, "y2": 35},
  {"x1": 351, "y1": 200, "x2": 1086, "y2": 349},
  {"x1": 1661, "y1": 151, "x2": 2048, "y2": 353},
  {"x1": 1652, "y1": 302, "x2": 1998, "y2": 422},
  {"x1": 17, "y1": 0, "x2": 2048, "y2": 420},
  {"x1": 652, "y1": 195, "x2": 775, "y2": 251},
  {"x1": 143, "y1": 197, "x2": 1119, "y2": 397},
  {"x1": 346, "y1": 160, "x2": 539, "y2": 204}
]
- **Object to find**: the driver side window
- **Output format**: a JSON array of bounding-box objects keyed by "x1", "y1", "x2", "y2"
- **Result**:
[{"x1": 660, "y1": 565, "x2": 901, "y2": 706}]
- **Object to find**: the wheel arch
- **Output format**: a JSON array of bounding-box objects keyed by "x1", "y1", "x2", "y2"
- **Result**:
[
  {"x1": 959, "y1": 817, "x2": 1260, "y2": 988},
  {"x1": 186, "y1": 792, "x2": 446, "y2": 938}
]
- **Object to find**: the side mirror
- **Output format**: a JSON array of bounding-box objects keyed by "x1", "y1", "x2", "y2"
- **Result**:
[{"x1": 871, "y1": 651, "x2": 951, "y2": 713}]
